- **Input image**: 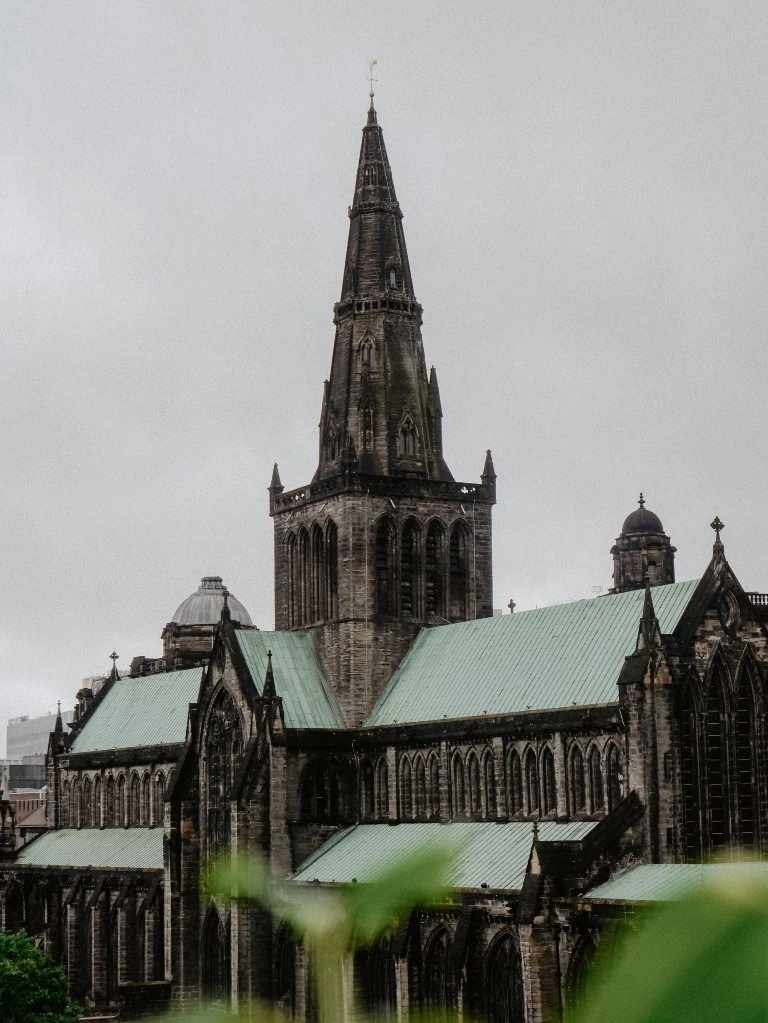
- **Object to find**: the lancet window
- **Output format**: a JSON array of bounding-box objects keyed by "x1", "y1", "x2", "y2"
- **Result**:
[
  {"x1": 376, "y1": 758, "x2": 389, "y2": 817},
  {"x1": 401, "y1": 519, "x2": 419, "y2": 616},
  {"x1": 452, "y1": 753, "x2": 466, "y2": 816},
  {"x1": 414, "y1": 756, "x2": 427, "y2": 817},
  {"x1": 525, "y1": 749, "x2": 539, "y2": 814},
  {"x1": 374, "y1": 517, "x2": 397, "y2": 616},
  {"x1": 425, "y1": 521, "x2": 445, "y2": 619},
  {"x1": 485, "y1": 934, "x2": 525, "y2": 1023},
  {"x1": 204, "y1": 688, "x2": 243, "y2": 857},
  {"x1": 468, "y1": 751, "x2": 482, "y2": 817},
  {"x1": 606, "y1": 744, "x2": 624, "y2": 812},
  {"x1": 508, "y1": 749, "x2": 523, "y2": 815},
  {"x1": 429, "y1": 754, "x2": 441, "y2": 818},
  {"x1": 483, "y1": 750, "x2": 497, "y2": 819},
  {"x1": 93, "y1": 776, "x2": 102, "y2": 827},
  {"x1": 400, "y1": 758, "x2": 413, "y2": 818},
  {"x1": 397, "y1": 411, "x2": 417, "y2": 458},
  {"x1": 570, "y1": 746, "x2": 586, "y2": 813},
  {"x1": 82, "y1": 776, "x2": 92, "y2": 828},
  {"x1": 449, "y1": 522, "x2": 470, "y2": 620},
  {"x1": 542, "y1": 747, "x2": 557, "y2": 815},
  {"x1": 587, "y1": 747, "x2": 603, "y2": 814},
  {"x1": 423, "y1": 928, "x2": 456, "y2": 1018}
]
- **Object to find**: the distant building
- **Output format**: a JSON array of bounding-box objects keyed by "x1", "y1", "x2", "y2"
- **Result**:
[{"x1": 7, "y1": 709, "x2": 73, "y2": 759}]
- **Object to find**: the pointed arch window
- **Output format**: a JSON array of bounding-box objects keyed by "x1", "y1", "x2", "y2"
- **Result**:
[
  {"x1": 449, "y1": 521, "x2": 471, "y2": 621},
  {"x1": 311, "y1": 523, "x2": 324, "y2": 622},
  {"x1": 397, "y1": 411, "x2": 418, "y2": 458},
  {"x1": 93, "y1": 775, "x2": 102, "y2": 827},
  {"x1": 485, "y1": 934, "x2": 524, "y2": 1023},
  {"x1": 400, "y1": 520, "x2": 419, "y2": 617},
  {"x1": 359, "y1": 336, "x2": 375, "y2": 369},
  {"x1": 376, "y1": 758, "x2": 389, "y2": 818},
  {"x1": 154, "y1": 772, "x2": 166, "y2": 826},
  {"x1": 680, "y1": 680, "x2": 702, "y2": 859},
  {"x1": 525, "y1": 749, "x2": 539, "y2": 814},
  {"x1": 325, "y1": 520, "x2": 338, "y2": 620},
  {"x1": 414, "y1": 757, "x2": 427, "y2": 818},
  {"x1": 508, "y1": 749, "x2": 523, "y2": 815},
  {"x1": 286, "y1": 533, "x2": 298, "y2": 628},
  {"x1": 117, "y1": 775, "x2": 126, "y2": 827},
  {"x1": 201, "y1": 906, "x2": 231, "y2": 1005},
  {"x1": 452, "y1": 754, "x2": 466, "y2": 817},
  {"x1": 423, "y1": 928, "x2": 456, "y2": 1017},
  {"x1": 429, "y1": 754, "x2": 441, "y2": 819},
  {"x1": 588, "y1": 748, "x2": 604, "y2": 814},
  {"x1": 142, "y1": 773, "x2": 151, "y2": 826},
  {"x1": 483, "y1": 751, "x2": 497, "y2": 819},
  {"x1": 374, "y1": 518, "x2": 396, "y2": 616},
  {"x1": 71, "y1": 777, "x2": 81, "y2": 828},
  {"x1": 705, "y1": 668, "x2": 729, "y2": 851},
  {"x1": 82, "y1": 777, "x2": 92, "y2": 828},
  {"x1": 570, "y1": 747, "x2": 586, "y2": 813},
  {"x1": 400, "y1": 758, "x2": 413, "y2": 819},
  {"x1": 361, "y1": 759, "x2": 375, "y2": 819},
  {"x1": 735, "y1": 667, "x2": 759, "y2": 849},
  {"x1": 606, "y1": 744, "x2": 624, "y2": 812},
  {"x1": 299, "y1": 528, "x2": 311, "y2": 626},
  {"x1": 542, "y1": 747, "x2": 557, "y2": 815},
  {"x1": 361, "y1": 402, "x2": 374, "y2": 449},
  {"x1": 467, "y1": 751, "x2": 482, "y2": 817},
  {"x1": 425, "y1": 521, "x2": 445, "y2": 619},
  {"x1": 129, "y1": 773, "x2": 140, "y2": 826},
  {"x1": 106, "y1": 775, "x2": 115, "y2": 827}
]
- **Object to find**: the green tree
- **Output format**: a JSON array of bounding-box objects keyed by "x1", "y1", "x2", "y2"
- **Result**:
[{"x1": 0, "y1": 930, "x2": 80, "y2": 1023}]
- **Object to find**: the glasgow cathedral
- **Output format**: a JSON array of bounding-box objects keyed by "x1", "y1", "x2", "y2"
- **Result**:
[{"x1": 2, "y1": 98, "x2": 768, "y2": 1022}]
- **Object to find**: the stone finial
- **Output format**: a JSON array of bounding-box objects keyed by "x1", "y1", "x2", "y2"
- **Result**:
[
  {"x1": 263, "y1": 649, "x2": 276, "y2": 701},
  {"x1": 507, "y1": 598, "x2": 516, "y2": 614},
  {"x1": 220, "y1": 588, "x2": 231, "y2": 623},
  {"x1": 108, "y1": 651, "x2": 120, "y2": 682},
  {"x1": 711, "y1": 515, "x2": 725, "y2": 559},
  {"x1": 638, "y1": 492, "x2": 645, "y2": 508},
  {"x1": 269, "y1": 462, "x2": 284, "y2": 495}
]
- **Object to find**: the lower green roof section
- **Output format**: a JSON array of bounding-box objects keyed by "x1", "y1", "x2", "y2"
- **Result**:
[
  {"x1": 294, "y1": 821, "x2": 597, "y2": 892},
  {"x1": 69, "y1": 667, "x2": 203, "y2": 753},
  {"x1": 235, "y1": 630, "x2": 343, "y2": 730},
  {"x1": 587, "y1": 862, "x2": 768, "y2": 903},
  {"x1": 16, "y1": 827, "x2": 164, "y2": 870}
]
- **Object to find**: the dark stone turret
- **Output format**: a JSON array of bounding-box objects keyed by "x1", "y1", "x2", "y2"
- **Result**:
[{"x1": 610, "y1": 494, "x2": 676, "y2": 593}]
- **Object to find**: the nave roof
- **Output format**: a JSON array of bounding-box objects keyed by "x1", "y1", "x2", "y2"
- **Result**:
[
  {"x1": 586, "y1": 861, "x2": 768, "y2": 903},
  {"x1": 366, "y1": 579, "x2": 701, "y2": 726},
  {"x1": 16, "y1": 827, "x2": 163, "y2": 871}
]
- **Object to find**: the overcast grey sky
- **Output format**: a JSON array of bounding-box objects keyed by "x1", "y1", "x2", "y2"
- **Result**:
[{"x1": 2, "y1": 1, "x2": 767, "y2": 754}]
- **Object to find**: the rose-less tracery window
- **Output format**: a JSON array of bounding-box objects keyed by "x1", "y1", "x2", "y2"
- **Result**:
[{"x1": 205, "y1": 688, "x2": 243, "y2": 857}]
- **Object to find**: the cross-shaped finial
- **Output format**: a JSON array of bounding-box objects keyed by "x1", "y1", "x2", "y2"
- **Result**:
[
  {"x1": 109, "y1": 651, "x2": 119, "y2": 665},
  {"x1": 638, "y1": 492, "x2": 645, "y2": 508},
  {"x1": 368, "y1": 58, "x2": 379, "y2": 98},
  {"x1": 507, "y1": 598, "x2": 516, "y2": 614},
  {"x1": 711, "y1": 516, "x2": 724, "y2": 543}
]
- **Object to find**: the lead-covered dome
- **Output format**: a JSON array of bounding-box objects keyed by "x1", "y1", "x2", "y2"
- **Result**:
[
  {"x1": 621, "y1": 494, "x2": 664, "y2": 535},
  {"x1": 172, "y1": 577, "x2": 253, "y2": 626}
]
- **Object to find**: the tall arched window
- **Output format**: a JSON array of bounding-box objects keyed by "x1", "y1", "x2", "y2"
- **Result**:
[
  {"x1": 705, "y1": 668, "x2": 730, "y2": 851},
  {"x1": 117, "y1": 775, "x2": 126, "y2": 827},
  {"x1": 61, "y1": 780, "x2": 70, "y2": 827},
  {"x1": 273, "y1": 924, "x2": 297, "y2": 1016},
  {"x1": 201, "y1": 906, "x2": 230, "y2": 1005},
  {"x1": 154, "y1": 772, "x2": 166, "y2": 826},
  {"x1": 356, "y1": 939, "x2": 396, "y2": 1018},
  {"x1": 374, "y1": 518, "x2": 396, "y2": 616},
  {"x1": 429, "y1": 754, "x2": 441, "y2": 819},
  {"x1": 414, "y1": 757, "x2": 427, "y2": 817},
  {"x1": 361, "y1": 759, "x2": 375, "y2": 818},
  {"x1": 452, "y1": 754, "x2": 466, "y2": 817},
  {"x1": 398, "y1": 413, "x2": 417, "y2": 458},
  {"x1": 606, "y1": 744, "x2": 624, "y2": 812},
  {"x1": 588, "y1": 748, "x2": 603, "y2": 814},
  {"x1": 542, "y1": 747, "x2": 557, "y2": 815},
  {"x1": 483, "y1": 751, "x2": 496, "y2": 819},
  {"x1": 142, "y1": 773, "x2": 151, "y2": 826},
  {"x1": 205, "y1": 688, "x2": 243, "y2": 855},
  {"x1": 376, "y1": 758, "x2": 389, "y2": 817},
  {"x1": 508, "y1": 749, "x2": 523, "y2": 815},
  {"x1": 525, "y1": 749, "x2": 539, "y2": 814},
  {"x1": 468, "y1": 752, "x2": 482, "y2": 817},
  {"x1": 299, "y1": 528, "x2": 311, "y2": 626},
  {"x1": 82, "y1": 777, "x2": 92, "y2": 828},
  {"x1": 425, "y1": 521, "x2": 445, "y2": 619},
  {"x1": 449, "y1": 522, "x2": 470, "y2": 620},
  {"x1": 71, "y1": 777, "x2": 81, "y2": 828},
  {"x1": 486, "y1": 934, "x2": 524, "y2": 1023},
  {"x1": 106, "y1": 775, "x2": 115, "y2": 827},
  {"x1": 570, "y1": 747, "x2": 586, "y2": 813},
  {"x1": 325, "y1": 521, "x2": 338, "y2": 620},
  {"x1": 310, "y1": 524, "x2": 324, "y2": 622},
  {"x1": 93, "y1": 775, "x2": 102, "y2": 827},
  {"x1": 400, "y1": 758, "x2": 413, "y2": 819},
  {"x1": 129, "y1": 774, "x2": 140, "y2": 826},
  {"x1": 423, "y1": 928, "x2": 456, "y2": 1018},
  {"x1": 680, "y1": 678, "x2": 702, "y2": 860},
  {"x1": 735, "y1": 666, "x2": 759, "y2": 849},
  {"x1": 286, "y1": 533, "x2": 298, "y2": 627},
  {"x1": 401, "y1": 519, "x2": 419, "y2": 617}
]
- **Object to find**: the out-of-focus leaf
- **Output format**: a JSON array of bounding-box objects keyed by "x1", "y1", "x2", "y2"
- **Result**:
[
  {"x1": 577, "y1": 874, "x2": 768, "y2": 1023},
  {"x1": 341, "y1": 844, "x2": 455, "y2": 945}
]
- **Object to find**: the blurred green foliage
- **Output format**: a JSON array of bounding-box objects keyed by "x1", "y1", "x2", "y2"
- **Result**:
[
  {"x1": 575, "y1": 871, "x2": 768, "y2": 1023},
  {"x1": 0, "y1": 930, "x2": 80, "y2": 1023}
]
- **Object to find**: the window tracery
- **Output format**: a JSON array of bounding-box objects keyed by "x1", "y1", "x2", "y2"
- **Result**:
[{"x1": 204, "y1": 688, "x2": 243, "y2": 857}]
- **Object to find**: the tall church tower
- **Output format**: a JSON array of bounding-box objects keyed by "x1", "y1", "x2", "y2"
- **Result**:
[{"x1": 270, "y1": 99, "x2": 496, "y2": 726}]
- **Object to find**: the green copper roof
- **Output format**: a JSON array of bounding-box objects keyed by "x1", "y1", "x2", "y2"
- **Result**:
[
  {"x1": 587, "y1": 862, "x2": 768, "y2": 903},
  {"x1": 366, "y1": 580, "x2": 700, "y2": 726},
  {"x1": 294, "y1": 820, "x2": 597, "y2": 891},
  {"x1": 69, "y1": 667, "x2": 203, "y2": 754},
  {"x1": 235, "y1": 630, "x2": 344, "y2": 730},
  {"x1": 16, "y1": 827, "x2": 163, "y2": 870}
]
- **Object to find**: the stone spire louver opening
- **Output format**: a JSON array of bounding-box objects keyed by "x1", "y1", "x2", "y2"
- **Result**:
[{"x1": 314, "y1": 99, "x2": 453, "y2": 483}]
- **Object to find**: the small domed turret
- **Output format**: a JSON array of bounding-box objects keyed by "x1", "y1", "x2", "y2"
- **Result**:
[
  {"x1": 610, "y1": 494, "x2": 676, "y2": 593},
  {"x1": 161, "y1": 576, "x2": 254, "y2": 670}
]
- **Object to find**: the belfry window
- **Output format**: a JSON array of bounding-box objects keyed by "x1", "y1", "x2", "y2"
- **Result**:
[
  {"x1": 397, "y1": 412, "x2": 417, "y2": 458},
  {"x1": 374, "y1": 518, "x2": 396, "y2": 616}
]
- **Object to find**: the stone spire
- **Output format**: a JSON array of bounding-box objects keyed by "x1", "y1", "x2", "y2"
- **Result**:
[{"x1": 314, "y1": 102, "x2": 453, "y2": 483}]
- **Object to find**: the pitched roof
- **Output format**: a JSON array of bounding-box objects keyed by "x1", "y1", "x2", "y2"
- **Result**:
[
  {"x1": 235, "y1": 630, "x2": 344, "y2": 729},
  {"x1": 365, "y1": 580, "x2": 700, "y2": 726},
  {"x1": 16, "y1": 827, "x2": 163, "y2": 870},
  {"x1": 586, "y1": 862, "x2": 768, "y2": 903},
  {"x1": 293, "y1": 820, "x2": 597, "y2": 891},
  {"x1": 69, "y1": 667, "x2": 203, "y2": 754}
]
